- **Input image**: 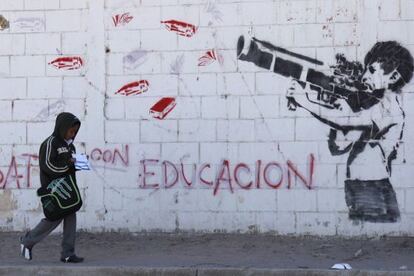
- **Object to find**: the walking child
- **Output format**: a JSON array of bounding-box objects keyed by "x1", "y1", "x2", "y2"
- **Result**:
[{"x1": 20, "y1": 112, "x2": 84, "y2": 262}]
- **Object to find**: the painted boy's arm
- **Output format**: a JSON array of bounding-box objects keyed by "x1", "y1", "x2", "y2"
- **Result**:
[{"x1": 287, "y1": 81, "x2": 373, "y2": 130}]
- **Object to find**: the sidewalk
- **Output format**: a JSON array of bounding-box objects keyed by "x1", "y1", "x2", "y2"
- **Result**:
[{"x1": 0, "y1": 232, "x2": 413, "y2": 275}]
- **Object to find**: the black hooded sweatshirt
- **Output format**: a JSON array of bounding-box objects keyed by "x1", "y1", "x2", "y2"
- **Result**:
[{"x1": 38, "y1": 112, "x2": 81, "y2": 190}]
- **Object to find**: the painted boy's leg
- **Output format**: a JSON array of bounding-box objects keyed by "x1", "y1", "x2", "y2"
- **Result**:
[
  {"x1": 345, "y1": 178, "x2": 400, "y2": 223},
  {"x1": 61, "y1": 212, "x2": 76, "y2": 259}
]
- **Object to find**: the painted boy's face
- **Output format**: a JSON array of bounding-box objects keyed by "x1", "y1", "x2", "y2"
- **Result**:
[
  {"x1": 64, "y1": 124, "x2": 79, "y2": 140},
  {"x1": 362, "y1": 61, "x2": 399, "y2": 92}
]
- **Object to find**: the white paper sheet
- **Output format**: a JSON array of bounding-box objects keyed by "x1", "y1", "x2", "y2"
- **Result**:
[{"x1": 72, "y1": 153, "x2": 90, "y2": 171}]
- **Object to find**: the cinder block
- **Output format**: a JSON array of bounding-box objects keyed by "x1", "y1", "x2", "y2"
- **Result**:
[
  {"x1": 178, "y1": 119, "x2": 216, "y2": 142},
  {"x1": 106, "y1": 30, "x2": 141, "y2": 53},
  {"x1": 217, "y1": 119, "x2": 255, "y2": 142},
  {"x1": 279, "y1": 0, "x2": 316, "y2": 24},
  {"x1": 295, "y1": 117, "x2": 330, "y2": 141},
  {"x1": 62, "y1": 32, "x2": 87, "y2": 54},
  {"x1": 0, "y1": 57, "x2": 10, "y2": 77},
  {"x1": 125, "y1": 97, "x2": 157, "y2": 120},
  {"x1": 9, "y1": 11, "x2": 45, "y2": 33},
  {"x1": 12, "y1": 189, "x2": 40, "y2": 213},
  {"x1": 0, "y1": 0, "x2": 24, "y2": 10},
  {"x1": 401, "y1": 0, "x2": 414, "y2": 20},
  {"x1": 296, "y1": 212, "x2": 337, "y2": 235},
  {"x1": 62, "y1": 99, "x2": 85, "y2": 120},
  {"x1": 0, "y1": 122, "x2": 26, "y2": 144},
  {"x1": 124, "y1": 52, "x2": 162, "y2": 75},
  {"x1": 217, "y1": 72, "x2": 255, "y2": 97},
  {"x1": 334, "y1": 23, "x2": 359, "y2": 46},
  {"x1": 0, "y1": 78, "x2": 26, "y2": 99},
  {"x1": 255, "y1": 118, "x2": 295, "y2": 141},
  {"x1": 293, "y1": 24, "x2": 334, "y2": 47},
  {"x1": 236, "y1": 189, "x2": 277, "y2": 211},
  {"x1": 405, "y1": 189, "x2": 414, "y2": 213},
  {"x1": 240, "y1": 96, "x2": 280, "y2": 118},
  {"x1": 141, "y1": 74, "x2": 179, "y2": 96},
  {"x1": 200, "y1": 142, "x2": 238, "y2": 164},
  {"x1": 104, "y1": 187, "x2": 123, "y2": 211},
  {"x1": 317, "y1": 188, "x2": 347, "y2": 211},
  {"x1": 161, "y1": 142, "x2": 199, "y2": 164},
  {"x1": 62, "y1": 77, "x2": 88, "y2": 98},
  {"x1": 105, "y1": 120, "x2": 140, "y2": 143},
  {"x1": 0, "y1": 101, "x2": 12, "y2": 121},
  {"x1": 200, "y1": 3, "x2": 242, "y2": 27},
  {"x1": 28, "y1": 77, "x2": 62, "y2": 98},
  {"x1": 241, "y1": 1, "x2": 277, "y2": 25},
  {"x1": 0, "y1": 145, "x2": 13, "y2": 166},
  {"x1": 166, "y1": 96, "x2": 200, "y2": 119},
  {"x1": 379, "y1": 0, "x2": 401, "y2": 20},
  {"x1": 238, "y1": 142, "x2": 281, "y2": 164},
  {"x1": 11, "y1": 56, "x2": 45, "y2": 77},
  {"x1": 179, "y1": 74, "x2": 217, "y2": 96},
  {"x1": 105, "y1": 98, "x2": 125, "y2": 119},
  {"x1": 141, "y1": 29, "x2": 177, "y2": 51},
  {"x1": 107, "y1": 53, "x2": 124, "y2": 76},
  {"x1": 161, "y1": 5, "x2": 199, "y2": 26},
  {"x1": 45, "y1": 10, "x2": 83, "y2": 32},
  {"x1": 201, "y1": 96, "x2": 239, "y2": 119},
  {"x1": 277, "y1": 189, "x2": 318, "y2": 211},
  {"x1": 27, "y1": 122, "x2": 54, "y2": 144},
  {"x1": 141, "y1": 120, "x2": 178, "y2": 142},
  {"x1": 0, "y1": 34, "x2": 25, "y2": 55},
  {"x1": 60, "y1": 0, "x2": 87, "y2": 9},
  {"x1": 24, "y1": 0, "x2": 59, "y2": 10},
  {"x1": 317, "y1": 0, "x2": 358, "y2": 23},
  {"x1": 379, "y1": 21, "x2": 414, "y2": 44},
  {"x1": 13, "y1": 99, "x2": 49, "y2": 121}
]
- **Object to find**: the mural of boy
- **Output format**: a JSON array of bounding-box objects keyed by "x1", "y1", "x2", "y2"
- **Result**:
[{"x1": 237, "y1": 38, "x2": 414, "y2": 223}]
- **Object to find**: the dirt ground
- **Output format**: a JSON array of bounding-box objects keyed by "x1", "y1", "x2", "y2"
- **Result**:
[{"x1": 0, "y1": 232, "x2": 413, "y2": 271}]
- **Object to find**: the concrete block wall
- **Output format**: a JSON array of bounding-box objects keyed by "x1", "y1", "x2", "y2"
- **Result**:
[{"x1": 0, "y1": 0, "x2": 414, "y2": 236}]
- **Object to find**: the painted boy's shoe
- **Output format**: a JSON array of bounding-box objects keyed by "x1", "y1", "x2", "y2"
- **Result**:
[
  {"x1": 61, "y1": 255, "x2": 84, "y2": 263},
  {"x1": 20, "y1": 237, "x2": 32, "y2": 260}
]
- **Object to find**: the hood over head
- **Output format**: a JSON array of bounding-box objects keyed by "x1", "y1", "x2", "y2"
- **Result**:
[{"x1": 53, "y1": 112, "x2": 81, "y2": 141}]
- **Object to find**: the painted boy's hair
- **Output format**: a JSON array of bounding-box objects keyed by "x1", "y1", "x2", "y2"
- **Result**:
[{"x1": 364, "y1": 41, "x2": 414, "y2": 91}]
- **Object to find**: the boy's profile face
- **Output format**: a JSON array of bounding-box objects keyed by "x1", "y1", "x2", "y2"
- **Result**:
[
  {"x1": 362, "y1": 61, "x2": 401, "y2": 92},
  {"x1": 64, "y1": 124, "x2": 80, "y2": 140}
]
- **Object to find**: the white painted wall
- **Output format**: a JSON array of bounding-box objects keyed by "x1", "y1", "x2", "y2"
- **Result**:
[{"x1": 0, "y1": 0, "x2": 414, "y2": 236}]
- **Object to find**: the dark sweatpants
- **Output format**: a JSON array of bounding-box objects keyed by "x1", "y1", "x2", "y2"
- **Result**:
[
  {"x1": 22, "y1": 212, "x2": 76, "y2": 258},
  {"x1": 345, "y1": 178, "x2": 400, "y2": 223}
]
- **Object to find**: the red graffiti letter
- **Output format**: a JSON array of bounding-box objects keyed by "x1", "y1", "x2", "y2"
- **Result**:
[
  {"x1": 180, "y1": 164, "x2": 196, "y2": 187},
  {"x1": 255, "y1": 160, "x2": 262, "y2": 189},
  {"x1": 103, "y1": 150, "x2": 113, "y2": 163},
  {"x1": 140, "y1": 159, "x2": 159, "y2": 189},
  {"x1": 90, "y1": 148, "x2": 102, "y2": 161},
  {"x1": 163, "y1": 161, "x2": 179, "y2": 189},
  {"x1": 199, "y1": 163, "x2": 213, "y2": 186},
  {"x1": 113, "y1": 145, "x2": 129, "y2": 166},
  {"x1": 214, "y1": 160, "x2": 233, "y2": 196},
  {"x1": 263, "y1": 162, "x2": 283, "y2": 189},
  {"x1": 234, "y1": 163, "x2": 253, "y2": 189},
  {"x1": 3, "y1": 157, "x2": 23, "y2": 189},
  {"x1": 22, "y1": 154, "x2": 39, "y2": 188},
  {"x1": 0, "y1": 170, "x2": 4, "y2": 187},
  {"x1": 287, "y1": 154, "x2": 315, "y2": 190}
]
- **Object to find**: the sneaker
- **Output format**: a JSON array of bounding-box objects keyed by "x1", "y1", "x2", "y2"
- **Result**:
[
  {"x1": 19, "y1": 237, "x2": 32, "y2": 261},
  {"x1": 60, "y1": 255, "x2": 84, "y2": 263}
]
